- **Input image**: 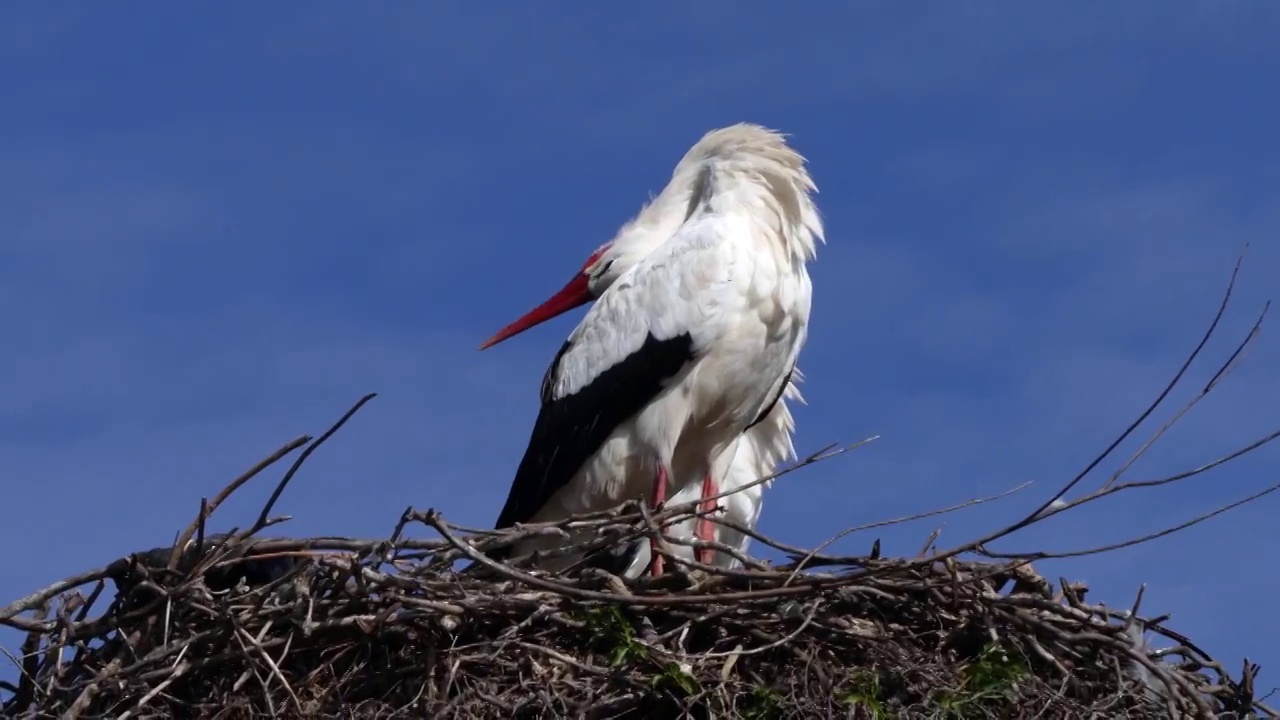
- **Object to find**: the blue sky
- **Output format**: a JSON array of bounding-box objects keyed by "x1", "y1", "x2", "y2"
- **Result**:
[{"x1": 3, "y1": 2, "x2": 1279, "y2": 694}]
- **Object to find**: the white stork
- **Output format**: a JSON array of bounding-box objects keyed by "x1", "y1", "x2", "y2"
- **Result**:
[
  {"x1": 480, "y1": 231, "x2": 806, "y2": 573},
  {"x1": 479, "y1": 123, "x2": 823, "y2": 577}
]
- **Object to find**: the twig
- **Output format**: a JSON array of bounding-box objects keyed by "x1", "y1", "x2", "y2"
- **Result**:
[
  {"x1": 252, "y1": 393, "x2": 378, "y2": 532},
  {"x1": 781, "y1": 480, "x2": 1032, "y2": 583},
  {"x1": 0, "y1": 568, "x2": 113, "y2": 622},
  {"x1": 981, "y1": 479, "x2": 1280, "y2": 561},
  {"x1": 169, "y1": 436, "x2": 312, "y2": 569}
]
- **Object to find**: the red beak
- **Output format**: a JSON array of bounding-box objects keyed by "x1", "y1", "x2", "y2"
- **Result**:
[{"x1": 478, "y1": 272, "x2": 594, "y2": 350}]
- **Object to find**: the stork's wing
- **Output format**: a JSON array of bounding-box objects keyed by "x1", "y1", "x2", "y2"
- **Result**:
[{"x1": 492, "y1": 218, "x2": 743, "y2": 532}]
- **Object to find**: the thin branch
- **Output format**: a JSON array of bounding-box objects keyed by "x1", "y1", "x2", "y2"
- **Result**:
[
  {"x1": 252, "y1": 393, "x2": 378, "y2": 532},
  {"x1": 1005, "y1": 251, "x2": 1248, "y2": 537},
  {"x1": 168, "y1": 436, "x2": 311, "y2": 569},
  {"x1": 980, "y1": 479, "x2": 1280, "y2": 561}
]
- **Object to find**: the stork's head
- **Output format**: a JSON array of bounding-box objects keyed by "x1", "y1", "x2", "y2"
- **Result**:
[
  {"x1": 478, "y1": 240, "x2": 620, "y2": 350},
  {"x1": 479, "y1": 208, "x2": 679, "y2": 350}
]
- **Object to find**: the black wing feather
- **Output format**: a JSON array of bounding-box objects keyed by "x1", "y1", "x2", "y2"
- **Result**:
[
  {"x1": 540, "y1": 340, "x2": 573, "y2": 404},
  {"x1": 492, "y1": 332, "x2": 695, "y2": 536}
]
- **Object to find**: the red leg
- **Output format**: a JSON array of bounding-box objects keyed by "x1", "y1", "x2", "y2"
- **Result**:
[
  {"x1": 695, "y1": 471, "x2": 718, "y2": 566},
  {"x1": 649, "y1": 465, "x2": 669, "y2": 577}
]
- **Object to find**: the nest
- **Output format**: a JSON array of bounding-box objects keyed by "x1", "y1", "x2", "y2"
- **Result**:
[
  {"x1": 2, "y1": 258, "x2": 1278, "y2": 719},
  {"x1": 0, "y1": 511, "x2": 1273, "y2": 720}
]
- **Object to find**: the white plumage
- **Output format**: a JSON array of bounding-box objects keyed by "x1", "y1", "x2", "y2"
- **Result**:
[{"x1": 480, "y1": 123, "x2": 823, "y2": 577}]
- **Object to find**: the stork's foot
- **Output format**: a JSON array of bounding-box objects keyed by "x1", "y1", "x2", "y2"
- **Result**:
[
  {"x1": 695, "y1": 471, "x2": 718, "y2": 566},
  {"x1": 649, "y1": 464, "x2": 670, "y2": 577}
]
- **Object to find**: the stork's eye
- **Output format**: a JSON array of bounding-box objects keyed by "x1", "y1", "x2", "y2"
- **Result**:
[{"x1": 591, "y1": 258, "x2": 615, "y2": 279}]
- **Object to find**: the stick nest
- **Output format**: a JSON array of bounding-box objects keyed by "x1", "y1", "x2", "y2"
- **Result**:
[
  {"x1": 2, "y1": 255, "x2": 1278, "y2": 719},
  {"x1": 0, "y1": 514, "x2": 1272, "y2": 720}
]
